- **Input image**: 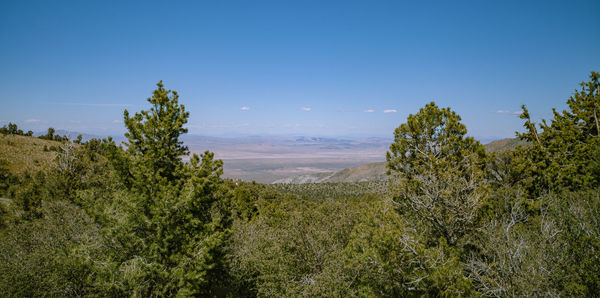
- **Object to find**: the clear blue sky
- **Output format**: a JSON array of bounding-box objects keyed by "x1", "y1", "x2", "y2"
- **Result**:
[{"x1": 1, "y1": 0, "x2": 599, "y2": 139}]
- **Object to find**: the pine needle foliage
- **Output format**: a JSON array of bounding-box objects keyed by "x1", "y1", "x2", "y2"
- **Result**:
[{"x1": 124, "y1": 81, "x2": 190, "y2": 196}]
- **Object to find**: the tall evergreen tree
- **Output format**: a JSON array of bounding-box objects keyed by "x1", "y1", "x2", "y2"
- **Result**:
[
  {"x1": 123, "y1": 81, "x2": 190, "y2": 196},
  {"x1": 386, "y1": 102, "x2": 487, "y2": 245},
  {"x1": 108, "y1": 81, "x2": 230, "y2": 296}
]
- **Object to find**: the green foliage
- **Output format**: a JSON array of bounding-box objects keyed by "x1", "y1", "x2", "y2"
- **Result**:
[
  {"x1": 516, "y1": 71, "x2": 600, "y2": 197},
  {"x1": 230, "y1": 195, "x2": 373, "y2": 297},
  {"x1": 0, "y1": 159, "x2": 13, "y2": 196},
  {"x1": 0, "y1": 82, "x2": 235, "y2": 296},
  {"x1": 85, "y1": 136, "x2": 133, "y2": 190},
  {"x1": 0, "y1": 123, "x2": 55, "y2": 139},
  {"x1": 468, "y1": 189, "x2": 600, "y2": 296},
  {"x1": 9, "y1": 171, "x2": 50, "y2": 219},
  {"x1": 227, "y1": 180, "x2": 266, "y2": 220},
  {"x1": 0, "y1": 122, "x2": 24, "y2": 136},
  {"x1": 123, "y1": 81, "x2": 190, "y2": 195},
  {"x1": 0, "y1": 200, "x2": 100, "y2": 297},
  {"x1": 270, "y1": 180, "x2": 389, "y2": 201},
  {"x1": 387, "y1": 102, "x2": 485, "y2": 174},
  {"x1": 98, "y1": 82, "x2": 230, "y2": 296},
  {"x1": 0, "y1": 160, "x2": 11, "y2": 228},
  {"x1": 49, "y1": 144, "x2": 96, "y2": 202},
  {"x1": 343, "y1": 200, "x2": 473, "y2": 296},
  {"x1": 484, "y1": 149, "x2": 522, "y2": 189},
  {"x1": 46, "y1": 127, "x2": 55, "y2": 140},
  {"x1": 550, "y1": 190, "x2": 600, "y2": 295},
  {"x1": 387, "y1": 101, "x2": 488, "y2": 245},
  {"x1": 3, "y1": 140, "x2": 115, "y2": 222},
  {"x1": 36, "y1": 127, "x2": 69, "y2": 142}
]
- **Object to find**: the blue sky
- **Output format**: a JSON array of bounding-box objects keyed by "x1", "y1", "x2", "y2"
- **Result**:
[{"x1": 1, "y1": 0, "x2": 599, "y2": 139}]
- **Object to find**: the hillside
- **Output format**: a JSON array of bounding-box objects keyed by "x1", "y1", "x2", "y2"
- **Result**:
[
  {"x1": 271, "y1": 172, "x2": 334, "y2": 184},
  {"x1": 0, "y1": 134, "x2": 61, "y2": 174},
  {"x1": 272, "y1": 138, "x2": 526, "y2": 184},
  {"x1": 271, "y1": 162, "x2": 389, "y2": 184},
  {"x1": 323, "y1": 162, "x2": 387, "y2": 182},
  {"x1": 484, "y1": 138, "x2": 528, "y2": 152}
]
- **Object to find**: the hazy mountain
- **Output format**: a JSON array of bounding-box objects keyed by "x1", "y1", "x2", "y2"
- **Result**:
[{"x1": 183, "y1": 134, "x2": 391, "y2": 160}]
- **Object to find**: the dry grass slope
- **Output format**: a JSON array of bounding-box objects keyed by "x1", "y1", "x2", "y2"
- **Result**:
[
  {"x1": 0, "y1": 134, "x2": 61, "y2": 174},
  {"x1": 484, "y1": 138, "x2": 528, "y2": 152}
]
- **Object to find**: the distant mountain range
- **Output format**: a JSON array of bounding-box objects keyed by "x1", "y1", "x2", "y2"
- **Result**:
[{"x1": 182, "y1": 134, "x2": 392, "y2": 160}]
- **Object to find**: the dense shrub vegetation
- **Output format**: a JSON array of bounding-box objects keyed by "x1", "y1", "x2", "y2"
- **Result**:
[
  {"x1": 269, "y1": 180, "x2": 389, "y2": 200},
  {"x1": 1, "y1": 73, "x2": 599, "y2": 296}
]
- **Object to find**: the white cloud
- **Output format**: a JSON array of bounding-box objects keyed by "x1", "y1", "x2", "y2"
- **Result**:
[
  {"x1": 112, "y1": 120, "x2": 121, "y2": 123},
  {"x1": 300, "y1": 107, "x2": 312, "y2": 111},
  {"x1": 240, "y1": 106, "x2": 250, "y2": 111},
  {"x1": 364, "y1": 109, "x2": 375, "y2": 113},
  {"x1": 25, "y1": 119, "x2": 41, "y2": 123},
  {"x1": 493, "y1": 110, "x2": 522, "y2": 115},
  {"x1": 383, "y1": 109, "x2": 397, "y2": 113}
]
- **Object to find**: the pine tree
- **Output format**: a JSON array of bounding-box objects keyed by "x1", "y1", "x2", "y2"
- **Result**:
[
  {"x1": 386, "y1": 102, "x2": 487, "y2": 245},
  {"x1": 123, "y1": 81, "x2": 190, "y2": 197},
  {"x1": 112, "y1": 81, "x2": 229, "y2": 296}
]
